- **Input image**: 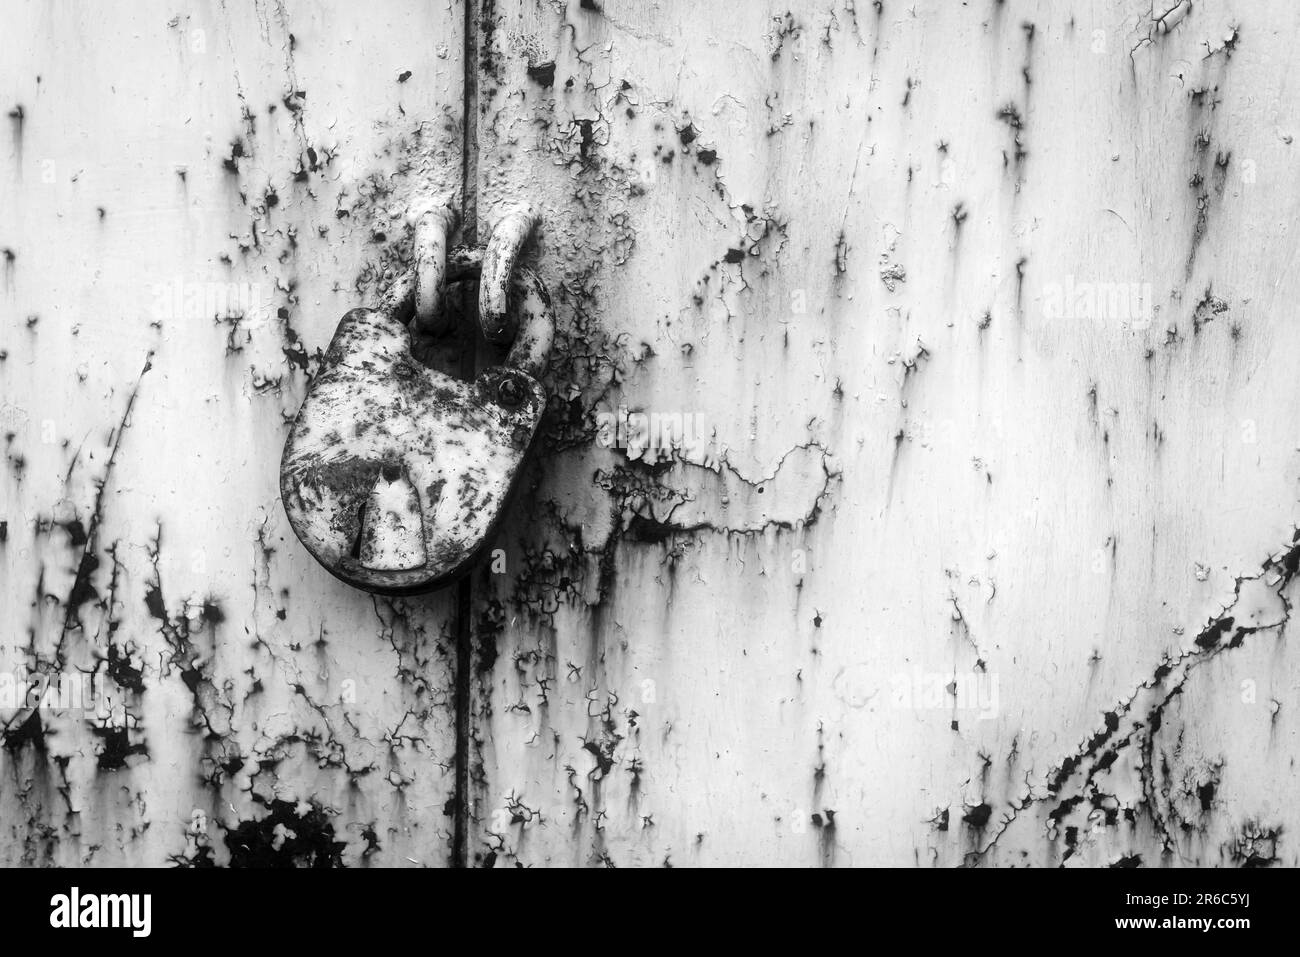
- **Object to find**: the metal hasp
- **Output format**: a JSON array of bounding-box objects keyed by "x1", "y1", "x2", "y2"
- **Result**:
[{"x1": 279, "y1": 208, "x2": 552, "y2": 595}]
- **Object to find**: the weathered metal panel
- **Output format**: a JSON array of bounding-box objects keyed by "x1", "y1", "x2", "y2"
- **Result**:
[
  {"x1": 1, "y1": 0, "x2": 465, "y2": 866},
  {"x1": 5, "y1": 0, "x2": 1299, "y2": 870},
  {"x1": 469, "y1": 0, "x2": 1300, "y2": 866}
]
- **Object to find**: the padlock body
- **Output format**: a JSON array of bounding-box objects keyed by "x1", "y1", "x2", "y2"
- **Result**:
[{"x1": 280, "y1": 307, "x2": 545, "y2": 594}]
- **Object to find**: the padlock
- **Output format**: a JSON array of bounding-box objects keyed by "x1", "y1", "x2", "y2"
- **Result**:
[{"x1": 279, "y1": 209, "x2": 551, "y2": 595}]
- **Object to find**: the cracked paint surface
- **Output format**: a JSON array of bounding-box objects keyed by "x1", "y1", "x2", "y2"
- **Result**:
[
  {"x1": 464, "y1": 0, "x2": 1300, "y2": 867},
  {"x1": 4, "y1": 0, "x2": 1300, "y2": 868},
  {"x1": 2, "y1": 0, "x2": 463, "y2": 867}
]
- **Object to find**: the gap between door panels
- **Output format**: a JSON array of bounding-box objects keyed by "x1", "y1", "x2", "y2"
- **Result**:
[{"x1": 451, "y1": 0, "x2": 481, "y2": 869}]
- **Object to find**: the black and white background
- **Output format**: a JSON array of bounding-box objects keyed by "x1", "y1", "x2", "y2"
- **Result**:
[{"x1": 0, "y1": 0, "x2": 1293, "y2": 892}]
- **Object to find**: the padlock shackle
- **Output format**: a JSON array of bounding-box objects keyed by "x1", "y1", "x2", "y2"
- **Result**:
[
  {"x1": 412, "y1": 205, "x2": 459, "y2": 331},
  {"x1": 479, "y1": 208, "x2": 540, "y2": 342},
  {"x1": 440, "y1": 251, "x2": 552, "y2": 378},
  {"x1": 380, "y1": 226, "x2": 553, "y2": 379},
  {"x1": 502, "y1": 266, "x2": 553, "y2": 379},
  {"x1": 403, "y1": 205, "x2": 538, "y2": 339}
]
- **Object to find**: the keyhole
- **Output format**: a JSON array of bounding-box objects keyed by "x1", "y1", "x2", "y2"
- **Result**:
[
  {"x1": 355, "y1": 466, "x2": 428, "y2": 571},
  {"x1": 350, "y1": 501, "x2": 367, "y2": 559}
]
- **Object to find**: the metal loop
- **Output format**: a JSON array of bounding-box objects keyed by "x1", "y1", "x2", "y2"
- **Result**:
[
  {"x1": 377, "y1": 213, "x2": 551, "y2": 379},
  {"x1": 503, "y1": 266, "x2": 553, "y2": 378},
  {"x1": 411, "y1": 205, "x2": 459, "y2": 335},
  {"x1": 480, "y1": 208, "x2": 539, "y2": 343}
]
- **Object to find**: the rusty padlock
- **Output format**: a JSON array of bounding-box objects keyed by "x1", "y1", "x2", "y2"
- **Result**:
[{"x1": 279, "y1": 208, "x2": 551, "y2": 594}]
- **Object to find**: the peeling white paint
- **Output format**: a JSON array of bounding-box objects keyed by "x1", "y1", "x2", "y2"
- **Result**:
[{"x1": 2, "y1": 0, "x2": 1298, "y2": 869}]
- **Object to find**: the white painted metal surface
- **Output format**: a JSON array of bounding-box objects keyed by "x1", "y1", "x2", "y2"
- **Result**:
[
  {"x1": 2, "y1": 0, "x2": 464, "y2": 866},
  {"x1": 2, "y1": 0, "x2": 1296, "y2": 868},
  {"x1": 469, "y1": 0, "x2": 1299, "y2": 868}
]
